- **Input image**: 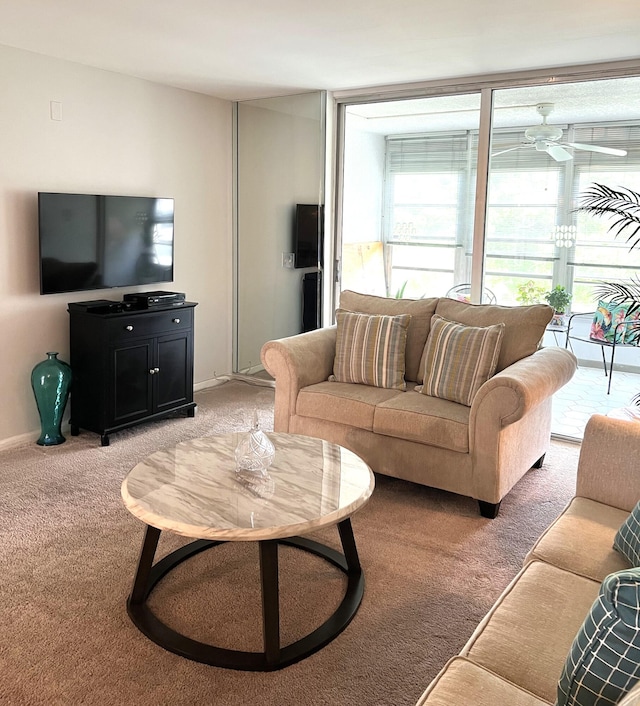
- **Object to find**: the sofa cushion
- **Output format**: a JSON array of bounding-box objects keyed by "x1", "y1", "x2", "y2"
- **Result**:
[
  {"x1": 614, "y1": 500, "x2": 640, "y2": 566},
  {"x1": 417, "y1": 315, "x2": 504, "y2": 406},
  {"x1": 296, "y1": 381, "x2": 402, "y2": 431},
  {"x1": 557, "y1": 568, "x2": 640, "y2": 706},
  {"x1": 462, "y1": 561, "x2": 600, "y2": 704},
  {"x1": 525, "y1": 497, "x2": 630, "y2": 583},
  {"x1": 433, "y1": 298, "x2": 553, "y2": 372},
  {"x1": 415, "y1": 657, "x2": 549, "y2": 706},
  {"x1": 339, "y1": 290, "x2": 438, "y2": 382},
  {"x1": 373, "y1": 388, "x2": 470, "y2": 453},
  {"x1": 332, "y1": 310, "x2": 410, "y2": 390}
]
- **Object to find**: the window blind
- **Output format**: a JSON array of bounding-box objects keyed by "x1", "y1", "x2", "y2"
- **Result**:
[{"x1": 386, "y1": 133, "x2": 471, "y2": 173}]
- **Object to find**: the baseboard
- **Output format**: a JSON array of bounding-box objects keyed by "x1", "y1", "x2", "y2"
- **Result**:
[
  {"x1": 230, "y1": 373, "x2": 275, "y2": 388},
  {"x1": 195, "y1": 374, "x2": 275, "y2": 390},
  {"x1": 0, "y1": 430, "x2": 42, "y2": 451},
  {"x1": 3, "y1": 376, "x2": 270, "y2": 451},
  {"x1": 194, "y1": 375, "x2": 232, "y2": 391},
  {"x1": 238, "y1": 362, "x2": 267, "y2": 376}
]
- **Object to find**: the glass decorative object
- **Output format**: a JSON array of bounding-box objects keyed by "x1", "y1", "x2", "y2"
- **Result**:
[
  {"x1": 551, "y1": 225, "x2": 577, "y2": 248},
  {"x1": 235, "y1": 410, "x2": 275, "y2": 475},
  {"x1": 30, "y1": 352, "x2": 72, "y2": 446}
]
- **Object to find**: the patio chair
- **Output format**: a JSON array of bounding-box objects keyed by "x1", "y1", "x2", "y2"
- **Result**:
[
  {"x1": 565, "y1": 311, "x2": 640, "y2": 394},
  {"x1": 445, "y1": 283, "x2": 497, "y2": 304}
]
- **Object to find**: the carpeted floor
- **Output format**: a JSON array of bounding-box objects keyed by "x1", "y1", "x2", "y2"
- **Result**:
[{"x1": 0, "y1": 380, "x2": 581, "y2": 706}]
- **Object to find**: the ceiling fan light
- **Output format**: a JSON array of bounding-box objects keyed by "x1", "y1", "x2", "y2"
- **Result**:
[{"x1": 525, "y1": 124, "x2": 564, "y2": 142}]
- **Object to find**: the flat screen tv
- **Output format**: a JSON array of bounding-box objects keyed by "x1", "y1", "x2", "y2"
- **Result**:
[
  {"x1": 38, "y1": 192, "x2": 174, "y2": 295},
  {"x1": 294, "y1": 203, "x2": 323, "y2": 269}
]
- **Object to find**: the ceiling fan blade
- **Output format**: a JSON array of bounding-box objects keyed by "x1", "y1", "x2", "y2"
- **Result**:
[
  {"x1": 491, "y1": 144, "x2": 533, "y2": 157},
  {"x1": 567, "y1": 142, "x2": 627, "y2": 157},
  {"x1": 546, "y1": 144, "x2": 573, "y2": 162}
]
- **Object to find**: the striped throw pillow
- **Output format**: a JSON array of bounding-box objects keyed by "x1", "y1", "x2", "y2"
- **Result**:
[
  {"x1": 332, "y1": 311, "x2": 411, "y2": 390},
  {"x1": 614, "y1": 501, "x2": 640, "y2": 566},
  {"x1": 417, "y1": 315, "x2": 504, "y2": 406},
  {"x1": 556, "y1": 568, "x2": 640, "y2": 706}
]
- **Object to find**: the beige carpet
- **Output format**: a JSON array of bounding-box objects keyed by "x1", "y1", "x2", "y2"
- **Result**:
[{"x1": 0, "y1": 380, "x2": 581, "y2": 706}]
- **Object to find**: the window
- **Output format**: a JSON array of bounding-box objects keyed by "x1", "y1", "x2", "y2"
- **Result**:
[{"x1": 384, "y1": 132, "x2": 477, "y2": 298}]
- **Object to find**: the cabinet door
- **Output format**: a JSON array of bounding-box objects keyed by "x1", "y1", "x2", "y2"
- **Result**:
[
  {"x1": 111, "y1": 339, "x2": 154, "y2": 425},
  {"x1": 155, "y1": 332, "x2": 193, "y2": 413}
]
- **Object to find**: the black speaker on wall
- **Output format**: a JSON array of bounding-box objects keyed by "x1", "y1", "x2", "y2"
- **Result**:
[{"x1": 302, "y1": 271, "x2": 322, "y2": 333}]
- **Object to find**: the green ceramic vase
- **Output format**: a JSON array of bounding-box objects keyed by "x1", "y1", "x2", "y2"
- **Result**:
[{"x1": 31, "y1": 352, "x2": 72, "y2": 446}]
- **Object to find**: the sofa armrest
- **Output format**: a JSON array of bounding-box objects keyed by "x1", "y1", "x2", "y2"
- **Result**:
[
  {"x1": 261, "y1": 326, "x2": 337, "y2": 432},
  {"x1": 576, "y1": 414, "x2": 640, "y2": 512},
  {"x1": 470, "y1": 346, "x2": 578, "y2": 432}
]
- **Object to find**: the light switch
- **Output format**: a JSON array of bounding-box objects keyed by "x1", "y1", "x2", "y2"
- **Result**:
[
  {"x1": 282, "y1": 252, "x2": 295, "y2": 268},
  {"x1": 50, "y1": 101, "x2": 63, "y2": 121}
]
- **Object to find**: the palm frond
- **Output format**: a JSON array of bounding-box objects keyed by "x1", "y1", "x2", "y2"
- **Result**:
[
  {"x1": 577, "y1": 183, "x2": 640, "y2": 251},
  {"x1": 593, "y1": 277, "x2": 640, "y2": 316}
]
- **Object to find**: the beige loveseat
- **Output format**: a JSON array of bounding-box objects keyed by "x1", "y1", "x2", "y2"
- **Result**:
[
  {"x1": 261, "y1": 290, "x2": 577, "y2": 517},
  {"x1": 416, "y1": 413, "x2": 640, "y2": 705}
]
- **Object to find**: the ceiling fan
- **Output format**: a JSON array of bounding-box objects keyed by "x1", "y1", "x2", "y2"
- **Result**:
[{"x1": 492, "y1": 103, "x2": 628, "y2": 162}]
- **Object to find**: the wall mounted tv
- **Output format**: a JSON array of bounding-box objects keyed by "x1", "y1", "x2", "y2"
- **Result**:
[
  {"x1": 38, "y1": 192, "x2": 175, "y2": 295},
  {"x1": 294, "y1": 203, "x2": 323, "y2": 269}
]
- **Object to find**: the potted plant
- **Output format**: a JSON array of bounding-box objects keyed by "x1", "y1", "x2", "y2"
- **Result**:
[
  {"x1": 577, "y1": 183, "x2": 640, "y2": 401},
  {"x1": 545, "y1": 285, "x2": 572, "y2": 325},
  {"x1": 516, "y1": 280, "x2": 546, "y2": 306},
  {"x1": 577, "y1": 183, "x2": 640, "y2": 319}
]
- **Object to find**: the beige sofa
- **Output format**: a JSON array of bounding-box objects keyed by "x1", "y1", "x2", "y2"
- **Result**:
[
  {"x1": 261, "y1": 290, "x2": 577, "y2": 517},
  {"x1": 415, "y1": 413, "x2": 640, "y2": 705}
]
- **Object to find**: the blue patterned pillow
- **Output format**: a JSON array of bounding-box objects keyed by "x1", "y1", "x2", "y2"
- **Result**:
[
  {"x1": 615, "y1": 502, "x2": 640, "y2": 566},
  {"x1": 556, "y1": 568, "x2": 640, "y2": 706}
]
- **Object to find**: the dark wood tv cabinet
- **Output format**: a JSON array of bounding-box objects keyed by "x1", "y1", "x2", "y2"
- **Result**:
[{"x1": 67, "y1": 301, "x2": 197, "y2": 446}]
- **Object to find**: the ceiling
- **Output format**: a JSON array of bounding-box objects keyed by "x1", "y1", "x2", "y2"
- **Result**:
[{"x1": 1, "y1": 0, "x2": 640, "y2": 101}]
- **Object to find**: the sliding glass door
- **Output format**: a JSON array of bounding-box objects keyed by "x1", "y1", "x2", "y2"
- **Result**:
[
  {"x1": 337, "y1": 75, "x2": 640, "y2": 316},
  {"x1": 485, "y1": 79, "x2": 640, "y2": 310}
]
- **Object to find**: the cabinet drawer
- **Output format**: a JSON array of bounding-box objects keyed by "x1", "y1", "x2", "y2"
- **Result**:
[{"x1": 107, "y1": 308, "x2": 193, "y2": 340}]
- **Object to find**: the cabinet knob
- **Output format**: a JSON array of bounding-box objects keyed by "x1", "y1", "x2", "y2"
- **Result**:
[
  {"x1": 148, "y1": 367, "x2": 160, "y2": 375},
  {"x1": 172, "y1": 318, "x2": 181, "y2": 324},
  {"x1": 125, "y1": 325, "x2": 134, "y2": 331}
]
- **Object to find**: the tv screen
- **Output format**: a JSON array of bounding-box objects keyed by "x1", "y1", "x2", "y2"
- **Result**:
[
  {"x1": 294, "y1": 204, "x2": 323, "y2": 269},
  {"x1": 38, "y1": 193, "x2": 174, "y2": 295}
]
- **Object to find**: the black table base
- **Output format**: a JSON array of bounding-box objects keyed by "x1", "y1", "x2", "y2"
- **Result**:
[{"x1": 126, "y1": 518, "x2": 364, "y2": 671}]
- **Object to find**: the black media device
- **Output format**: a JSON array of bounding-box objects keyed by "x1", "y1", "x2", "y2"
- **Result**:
[
  {"x1": 67, "y1": 299, "x2": 125, "y2": 314},
  {"x1": 123, "y1": 291, "x2": 186, "y2": 308},
  {"x1": 38, "y1": 192, "x2": 175, "y2": 295},
  {"x1": 294, "y1": 203, "x2": 323, "y2": 269}
]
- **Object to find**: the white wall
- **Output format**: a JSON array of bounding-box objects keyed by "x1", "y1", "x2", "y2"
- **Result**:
[
  {"x1": 0, "y1": 45, "x2": 232, "y2": 447},
  {"x1": 340, "y1": 116, "x2": 387, "y2": 295},
  {"x1": 342, "y1": 116, "x2": 385, "y2": 244}
]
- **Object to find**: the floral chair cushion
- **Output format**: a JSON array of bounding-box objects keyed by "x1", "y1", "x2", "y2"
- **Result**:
[{"x1": 590, "y1": 301, "x2": 639, "y2": 344}]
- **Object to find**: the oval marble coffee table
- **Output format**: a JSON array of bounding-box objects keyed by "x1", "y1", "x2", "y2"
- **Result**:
[{"x1": 121, "y1": 431, "x2": 374, "y2": 671}]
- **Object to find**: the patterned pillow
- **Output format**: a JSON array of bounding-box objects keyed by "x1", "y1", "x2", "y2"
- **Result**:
[
  {"x1": 556, "y1": 568, "x2": 640, "y2": 706},
  {"x1": 614, "y1": 501, "x2": 640, "y2": 566},
  {"x1": 591, "y1": 300, "x2": 634, "y2": 344},
  {"x1": 416, "y1": 315, "x2": 504, "y2": 406},
  {"x1": 331, "y1": 310, "x2": 411, "y2": 390}
]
